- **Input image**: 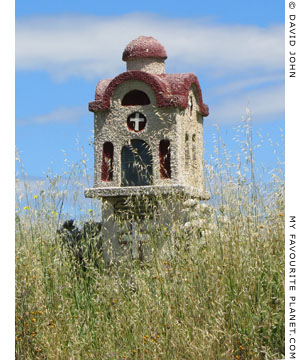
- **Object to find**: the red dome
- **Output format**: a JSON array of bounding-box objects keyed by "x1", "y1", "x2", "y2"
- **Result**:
[{"x1": 122, "y1": 36, "x2": 168, "y2": 61}]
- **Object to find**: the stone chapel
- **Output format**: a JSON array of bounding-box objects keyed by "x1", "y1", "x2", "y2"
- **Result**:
[{"x1": 85, "y1": 36, "x2": 209, "y2": 263}]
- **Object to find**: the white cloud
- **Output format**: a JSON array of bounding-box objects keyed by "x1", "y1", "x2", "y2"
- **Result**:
[
  {"x1": 17, "y1": 106, "x2": 87, "y2": 126},
  {"x1": 212, "y1": 74, "x2": 284, "y2": 96},
  {"x1": 209, "y1": 84, "x2": 284, "y2": 124},
  {"x1": 15, "y1": 14, "x2": 284, "y2": 125},
  {"x1": 16, "y1": 13, "x2": 284, "y2": 80}
]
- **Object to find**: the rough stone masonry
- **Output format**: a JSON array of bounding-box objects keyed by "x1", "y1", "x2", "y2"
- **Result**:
[{"x1": 85, "y1": 36, "x2": 209, "y2": 264}]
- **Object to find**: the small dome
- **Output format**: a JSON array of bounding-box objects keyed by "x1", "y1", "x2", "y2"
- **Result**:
[{"x1": 122, "y1": 36, "x2": 168, "y2": 61}]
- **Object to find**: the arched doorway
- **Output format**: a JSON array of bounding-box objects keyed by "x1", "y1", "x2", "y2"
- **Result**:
[{"x1": 121, "y1": 140, "x2": 153, "y2": 186}]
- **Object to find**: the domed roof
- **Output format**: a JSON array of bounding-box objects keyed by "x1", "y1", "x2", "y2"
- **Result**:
[{"x1": 122, "y1": 36, "x2": 168, "y2": 61}]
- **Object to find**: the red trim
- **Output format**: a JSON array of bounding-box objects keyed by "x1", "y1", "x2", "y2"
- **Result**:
[
  {"x1": 159, "y1": 139, "x2": 171, "y2": 179},
  {"x1": 89, "y1": 71, "x2": 209, "y2": 116},
  {"x1": 101, "y1": 142, "x2": 114, "y2": 181},
  {"x1": 127, "y1": 112, "x2": 147, "y2": 132}
]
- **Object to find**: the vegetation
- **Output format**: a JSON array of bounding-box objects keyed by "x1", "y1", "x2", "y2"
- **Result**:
[{"x1": 15, "y1": 118, "x2": 284, "y2": 359}]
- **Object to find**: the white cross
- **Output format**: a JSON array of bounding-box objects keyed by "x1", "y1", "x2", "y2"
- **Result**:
[{"x1": 130, "y1": 113, "x2": 145, "y2": 131}]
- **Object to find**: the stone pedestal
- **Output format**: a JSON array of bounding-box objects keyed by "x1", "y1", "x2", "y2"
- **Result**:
[{"x1": 85, "y1": 187, "x2": 210, "y2": 264}]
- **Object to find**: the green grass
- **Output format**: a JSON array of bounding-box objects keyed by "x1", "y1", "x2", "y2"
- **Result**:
[{"x1": 15, "y1": 120, "x2": 284, "y2": 359}]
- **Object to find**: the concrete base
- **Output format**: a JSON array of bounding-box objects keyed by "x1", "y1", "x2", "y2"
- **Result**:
[
  {"x1": 96, "y1": 194, "x2": 197, "y2": 265},
  {"x1": 85, "y1": 184, "x2": 210, "y2": 200}
]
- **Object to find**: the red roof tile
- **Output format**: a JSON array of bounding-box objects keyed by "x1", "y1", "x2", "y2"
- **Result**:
[{"x1": 89, "y1": 71, "x2": 209, "y2": 116}]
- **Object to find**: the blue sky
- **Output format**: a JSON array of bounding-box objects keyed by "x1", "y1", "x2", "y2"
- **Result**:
[{"x1": 15, "y1": 0, "x2": 284, "y2": 182}]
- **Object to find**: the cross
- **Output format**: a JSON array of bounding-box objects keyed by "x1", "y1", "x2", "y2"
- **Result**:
[{"x1": 129, "y1": 112, "x2": 145, "y2": 131}]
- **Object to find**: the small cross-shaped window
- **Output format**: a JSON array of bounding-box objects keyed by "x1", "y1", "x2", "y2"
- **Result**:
[{"x1": 127, "y1": 112, "x2": 147, "y2": 132}]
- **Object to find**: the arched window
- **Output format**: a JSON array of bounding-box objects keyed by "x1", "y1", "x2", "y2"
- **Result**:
[
  {"x1": 188, "y1": 96, "x2": 193, "y2": 116},
  {"x1": 159, "y1": 139, "x2": 171, "y2": 179},
  {"x1": 121, "y1": 140, "x2": 153, "y2": 186},
  {"x1": 122, "y1": 90, "x2": 150, "y2": 106},
  {"x1": 192, "y1": 134, "x2": 196, "y2": 161},
  {"x1": 185, "y1": 133, "x2": 190, "y2": 170},
  {"x1": 101, "y1": 142, "x2": 114, "y2": 181}
]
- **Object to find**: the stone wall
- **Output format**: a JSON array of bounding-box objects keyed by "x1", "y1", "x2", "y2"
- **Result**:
[
  {"x1": 94, "y1": 79, "x2": 179, "y2": 189},
  {"x1": 126, "y1": 58, "x2": 165, "y2": 74}
]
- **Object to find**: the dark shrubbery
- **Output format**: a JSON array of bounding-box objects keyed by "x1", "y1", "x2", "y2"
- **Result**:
[{"x1": 57, "y1": 219, "x2": 102, "y2": 271}]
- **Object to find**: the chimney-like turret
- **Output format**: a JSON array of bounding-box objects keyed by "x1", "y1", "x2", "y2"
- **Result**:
[{"x1": 122, "y1": 36, "x2": 167, "y2": 74}]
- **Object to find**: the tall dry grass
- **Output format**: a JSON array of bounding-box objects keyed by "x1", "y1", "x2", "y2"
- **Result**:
[{"x1": 15, "y1": 117, "x2": 284, "y2": 359}]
